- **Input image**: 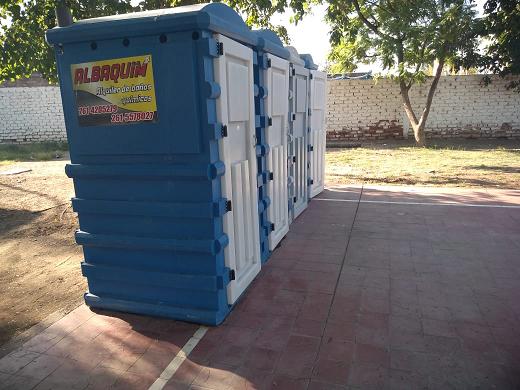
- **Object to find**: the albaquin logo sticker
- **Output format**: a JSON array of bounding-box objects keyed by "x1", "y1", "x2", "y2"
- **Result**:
[{"x1": 71, "y1": 54, "x2": 158, "y2": 127}]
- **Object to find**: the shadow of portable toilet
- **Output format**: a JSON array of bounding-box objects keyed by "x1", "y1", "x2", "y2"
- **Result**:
[
  {"x1": 46, "y1": 3, "x2": 266, "y2": 325},
  {"x1": 285, "y1": 46, "x2": 310, "y2": 223},
  {"x1": 252, "y1": 29, "x2": 291, "y2": 258},
  {"x1": 300, "y1": 54, "x2": 327, "y2": 199}
]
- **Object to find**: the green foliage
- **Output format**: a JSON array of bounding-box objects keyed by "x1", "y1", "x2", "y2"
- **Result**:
[
  {"x1": 1, "y1": 0, "x2": 136, "y2": 82},
  {"x1": 480, "y1": 0, "x2": 520, "y2": 91},
  {"x1": 325, "y1": 0, "x2": 479, "y2": 85},
  {"x1": 0, "y1": 0, "x2": 289, "y2": 83}
]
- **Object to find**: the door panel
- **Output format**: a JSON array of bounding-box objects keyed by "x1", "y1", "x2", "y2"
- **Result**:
[
  {"x1": 291, "y1": 68, "x2": 309, "y2": 219},
  {"x1": 214, "y1": 34, "x2": 260, "y2": 304},
  {"x1": 265, "y1": 54, "x2": 290, "y2": 249},
  {"x1": 308, "y1": 70, "x2": 327, "y2": 198}
]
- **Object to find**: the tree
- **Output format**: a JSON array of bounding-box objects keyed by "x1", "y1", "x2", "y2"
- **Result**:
[
  {"x1": 479, "y1": 0, "x2": 520, "y2": 91},
  {"x1": 1, "y1": 0, "x2": 489, "y2": 146},
  {"x1": 0, "y1": 0, "x2": 287, "y2": 83},
  {"x1": 326, "y1": 0, "x2": 479, "y2": 146},
  {"x1": 1, "y1": 1, "x2": 133, "y2": 82}
]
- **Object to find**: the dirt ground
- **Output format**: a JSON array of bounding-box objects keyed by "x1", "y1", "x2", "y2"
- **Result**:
[
  {"x1": 0, "y1": 160, "x2": 86, "y2": 347},
  {"x1": 327, "y1": 139, "x2": 520, "y2": 189}
]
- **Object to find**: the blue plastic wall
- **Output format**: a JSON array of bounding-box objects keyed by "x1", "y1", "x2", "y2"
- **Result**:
[
  {"x1": 46, "y1": 4, "x2": 258, "y2": 325},
  {"x1": 253, "y1": 51, "x2": 272, "y2": 263}
]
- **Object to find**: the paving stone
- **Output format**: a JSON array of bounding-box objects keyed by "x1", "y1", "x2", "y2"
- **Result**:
[
  {"x1": 15, "y1": 354, "x2": 66, "y2": 381},
  {"x1": 269, "y1": 373, "x2": 309, "y2": 389},
  {"x1": 292, "y1": 318, "x2": 325, "y2": 338},
  {"x1": 0, "y1": 374, "x2": 42, "y2": 390},
  {"x1": 388, "y1": 368, "x2": 429, "y2": 390},
  {"x1": 191, "y1": 364, "x2": 245, "y2": 389},
  {"x1": 312, "y1": 358, "x2": 351, "y2": 385},
  {"x1": 111, "y1": 371, "x2": 156, "y2": 390},
  {"x1": 275, "y1": 335, "x2": 320, "y2": 377},
  {"x1": 422, "y1": 318, "x2": 456, "y2": 338},
  {"x1": 84, "y1": 366, "x2": 124, "y2": 390},
  {"x1": 243, "y1": 347, "x2": 280, "y2": 372},
  {"x1": 0, "y1": 349, "x2": 40, "y2": 375},
  {"x1": 348, "y1": 362, "x2": 389, "y2": 388},
  {"x1": 354, "y1": 343, "x2": 390, "y2": 367},
  {"x1": 33, "y1": 360, "x2": 92, "y2": 390},
  {"x1": 318, "y1": 338, "x2": 354, "y2": 362}
]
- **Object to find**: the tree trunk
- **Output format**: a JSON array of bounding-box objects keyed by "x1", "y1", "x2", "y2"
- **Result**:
[
  {"x1": 411, "y1": 122, "x2": 426, "y2": 146},
  {"x1": 399, "y1": 57, "x2": 445, "y2": 147}
]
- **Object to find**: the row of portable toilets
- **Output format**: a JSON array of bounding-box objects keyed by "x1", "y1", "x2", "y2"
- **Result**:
[{"x1": 46, "y1": 3, "x2": 326, "y2": 325}]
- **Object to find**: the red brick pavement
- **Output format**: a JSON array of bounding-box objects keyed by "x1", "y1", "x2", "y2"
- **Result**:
[{"x1": 0, "y1": 185, "x2": 519, "y2": 389}]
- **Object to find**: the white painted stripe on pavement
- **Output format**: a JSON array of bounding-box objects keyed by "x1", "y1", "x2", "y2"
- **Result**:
[
  {"x1": 315, "y1": 197, "x2": 520, "y2": 209},
  {"x1": 148, "y1": 326, "x2": 208, "y2": 390}
]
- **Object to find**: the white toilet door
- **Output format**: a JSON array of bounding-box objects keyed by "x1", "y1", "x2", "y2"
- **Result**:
[
  {"x1": 214, "y1": 34, "x2": 261, "y2": 304},
  {"x1": 264, "y1": 54, "x2": 290, "y2": 250},
  {"x1": 308, "y1": 70, "x2": 327, "y2": 198},
  {"x1": 292, "y1": 66, "x2": 309, "y2": 220}
]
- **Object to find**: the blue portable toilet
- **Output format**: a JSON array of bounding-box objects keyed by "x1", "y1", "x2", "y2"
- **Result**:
[
  {"x1": 46, "y1": 3, "x2": 265, "y2": 325},
  {"x1": 300, "y1": 54, "x2": 327, "y2": 198},
  {"x1": 286, "y1": 46, "x2": 309, "y2": 223},
  {"x1": 300, "y1": 54, "x2": 318, "y2": 70},
  {"x1": 252, "y1": 30, "x2": 291, "y2": 256}
]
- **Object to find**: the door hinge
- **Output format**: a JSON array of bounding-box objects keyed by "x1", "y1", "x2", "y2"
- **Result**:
[
  {"x1": 291, "y1": 68, "x2": 296, "y2": 76},
  {"x1": 270, "y1": 223, "x2": 275, "y2": 232},
  {"x1": 267, "y1": 58, "x2": 272, "y2": 68},
  {"x1": 307, "y1": 161, "x2": 311, "y2": 168},
  {"x1": 293, "y1": 196, "x2": 297, "y2": 203},
  {"x1": 221, "y1": 124, "x2": 228, "y2": 137},
  {"x1": 308, "y1": 108, "x2": 312, "y2": 116},
  {"x1": 269, "y1": 172, "x2": 274, "y2": 181},
  {"x1": 292, "y1": 156, "x2": 296, "y2": 163},
  {"x1": 226, "y1": 200, "x2": 232, "y2": 212},
  {"x1": 308, "y1": 145, "x2": 314, "y2": 152},
  {"x1": 309, "y1": 179, "x2": 314, "y2": 185},
  {"x1": 268, "y1": 117, "x2": 273, "y2": 126},
  {"x1": 229, "y1": 269, "x2": 236, "y2": 281},
  {"x1": 310, "y1": 73, "x2": 314, "y2": 80},
  {"x1": 292, "y1": 113, "x2": 296, "y2": 121},
  {"x1": 217, "y1": 41, "x2": 224, "y2": 55}
]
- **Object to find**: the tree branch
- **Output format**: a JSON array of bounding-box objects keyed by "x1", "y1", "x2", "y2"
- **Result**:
[
  {"x1": 407, "y1": 41, "x2": 428, "y2": 89},
  {"x1": 350, "y1": 0, "x2": 397, "y2": 41},
  {"x1": 351, "y1": 0, "x2": 379, "y2": 33}
]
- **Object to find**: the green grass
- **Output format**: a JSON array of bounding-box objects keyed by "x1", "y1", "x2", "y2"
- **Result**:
[
  {"x1": 326, "y1": 139, "x2": 520, "y2": 189},
  {"x1": 0, "y1": 142, "x2": 69, "y2": 165}
]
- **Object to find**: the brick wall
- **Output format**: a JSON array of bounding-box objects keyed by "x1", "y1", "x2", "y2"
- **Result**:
[
  {"x1": 327, "y1": 75, "x2": 520, "y2": 142},
  {"x1": 1, "y1": 74, "x2": 519, "y2": 144},
  {"x1": 0, "y1": 87, "x2": 66, "y2": 143}
]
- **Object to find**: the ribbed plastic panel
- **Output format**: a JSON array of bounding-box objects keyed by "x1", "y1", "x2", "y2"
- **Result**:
[{"x1": 288, "y1": 58, "x2": 310, "y2": 222}]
